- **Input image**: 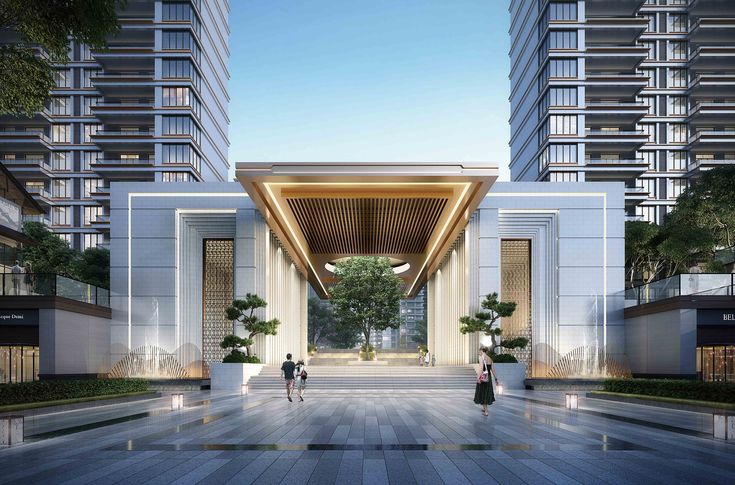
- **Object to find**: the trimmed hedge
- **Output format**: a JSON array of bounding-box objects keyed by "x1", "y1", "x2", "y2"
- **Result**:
[
  {"x1": 603, "y1": 378, "x2": 735, "y2": 404},
  {"x1": 0, "y1": 378, "x2": 149, "y2": 406}
]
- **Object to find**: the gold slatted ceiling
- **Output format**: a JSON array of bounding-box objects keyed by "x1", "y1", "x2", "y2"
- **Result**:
[{"x1": 286, "y1": 197, "x2": 448, "y2": 255}]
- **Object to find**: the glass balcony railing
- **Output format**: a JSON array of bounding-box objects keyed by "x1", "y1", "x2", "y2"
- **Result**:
[
  {"x1": 22, "y1": 214, "x2": 51, "y2": 226},
  {"x1": 0, "y1": 273, "x2": 110, "y2": 307},
  {"x1": 93, "y1": 131, "x2": 153, "y2": 136},
  {"x1": 93, "y1": 159, "x2": 154, "y2": 165},
  {"x1": 2, "y1": 159, "x2": 51, "y2": 170},
  {"x1": 25, "y1": 187, "x2": 52, "y2": 199},
  {"x1": 93, "y1": 102, "x2": 154, "y2": 108},
  {"x1": 586, "y1": 130, "x2": 646, "y2": 136},
  {"x1": 586, "y1": 158, "x2": 647, "y2": 165},
  {"x1": 625, "y1": 273, "x2": 735, "y2": 307}
]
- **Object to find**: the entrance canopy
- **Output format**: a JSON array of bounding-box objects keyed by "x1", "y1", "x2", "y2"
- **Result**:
[{"x1": 235, "y1": 162, "x2": 497, "y2": 298}]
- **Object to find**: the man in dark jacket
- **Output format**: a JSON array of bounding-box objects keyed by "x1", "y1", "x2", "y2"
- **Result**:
[{"x1": 281, "y1": 353, "x2": 296, "y2": 402}]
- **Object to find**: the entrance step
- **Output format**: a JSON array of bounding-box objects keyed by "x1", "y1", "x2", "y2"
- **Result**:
[{"x1": 248, "y1": 365, "x2": 478, "y2": 390}]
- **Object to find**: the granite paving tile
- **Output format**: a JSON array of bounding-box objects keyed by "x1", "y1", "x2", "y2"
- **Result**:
[{"x1": 0, "y1": 390, "x2": 732, "y2": 484}]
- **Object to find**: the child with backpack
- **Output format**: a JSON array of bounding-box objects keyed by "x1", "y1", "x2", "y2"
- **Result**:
[{"x1": 295, "y1": 359, "x2": 307, "y2": 401}]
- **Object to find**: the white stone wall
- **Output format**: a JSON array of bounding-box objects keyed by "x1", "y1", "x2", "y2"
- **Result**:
[
  {"x1": 110, "y1": 182, "x2": 308, "y2": 377},
  {"x1": 429, "y1": 181, "x2": 626, "y2": 375},
  {"x1": 39, "y1": 308, "x2": 110, "y2": 377},
  {"x1": 112, "y1": 180, "x2": 625, "y2": 376},
  {"x1": 625, "y1": 308, "x2": 697, "y2": 377}
]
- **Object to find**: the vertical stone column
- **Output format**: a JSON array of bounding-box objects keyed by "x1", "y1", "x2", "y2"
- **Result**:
[
  {"x1": 427, "y1": 231, "x2": 470, "y2": 365},
  {"x1": 264, "y1": 231, "x2": 308, "y2": 365}
]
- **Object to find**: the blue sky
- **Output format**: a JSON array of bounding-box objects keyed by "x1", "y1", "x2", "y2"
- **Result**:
[{"x1": 228, "y1": 1, "x2": 511, "y2": 180}]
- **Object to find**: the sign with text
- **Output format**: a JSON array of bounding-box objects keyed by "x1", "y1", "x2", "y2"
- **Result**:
[
  {"x1": 698, "y1": 309, "x2": 735, "y2": 325},
  {"x1": 0, "y1": 309, "x2": 39, "y2": 325}
]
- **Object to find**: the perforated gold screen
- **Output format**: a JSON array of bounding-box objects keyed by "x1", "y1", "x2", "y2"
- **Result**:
[
  {"x1": 500, "y1": 240, "x2": 532, "y2": 376},
  {"x1": 202, "y1": 239, "x2": 234, "y2": 375}
]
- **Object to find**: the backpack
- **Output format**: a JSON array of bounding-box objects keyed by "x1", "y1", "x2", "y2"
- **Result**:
[{"x1": 299, "y1": 367, "x2": 307, "y2": 380}]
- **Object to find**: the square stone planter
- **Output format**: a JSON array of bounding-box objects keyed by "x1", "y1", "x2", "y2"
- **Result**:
[
  {"x1": 492, "y1": 363, "x2": 526, "y2": 390},
  {"x1": 210, "y1": 362, "x2": 265, "y2": 391}
]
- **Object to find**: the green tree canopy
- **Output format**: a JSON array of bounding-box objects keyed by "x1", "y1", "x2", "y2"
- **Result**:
[
  {"x1": 21, "y1": 221, "x2": 110, "y2": 289},
  {"x1": 0, "y1": 0, "x2": 123, "y2": 116},
  {"x1": 410, "y1": 319, "x2": 427, "y2": 346},
  {"x1": 21, "y1": 221, "x2": 77, "y2": 275},
  {"x1": 624, "y1": 166, "x2": 735, "y2": 285},
  {"x1": 625, "y1": 221, "x2": 668, "y2": 285},
  {"x1": 308, "y1": 297, "x2": 336, "y2": 347},
  {"x1": 307, "y1": 297, "x2": 362, "y2": 349},
  {"x1": 72, "y1": 247, "x2": 110, "y2": 288},
  {"x1": 225, "y1": 293, "x2": 280, "y2": 358},
  {"x1": 662, "y1": 165, "x2": 735, "y2": 260},
  {"x1": 329, "y1": 256, "x2": 404, "y2": 353},
  {"x1": 459, "y1": 293, "x2": 527, "y2": 355}
]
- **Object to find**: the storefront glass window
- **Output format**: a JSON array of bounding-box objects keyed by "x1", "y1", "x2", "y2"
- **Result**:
[
  {"x1": 0, "y1": 346, "x2": 39, "y2": 384},
  {"x1": 0, "y1": 346, "x2": 8, "y2": 384},
  {"x1": 698, "y1": 345, "x2": 735, "y2": 382}
]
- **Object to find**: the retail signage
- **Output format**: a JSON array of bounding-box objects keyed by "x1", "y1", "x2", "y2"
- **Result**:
[
  {"x1": 698, "y1": 309, "x2": 735, "y2": 325},
  {"x1": 0, "y1": 309, "x2": 39, "y2": 325}
]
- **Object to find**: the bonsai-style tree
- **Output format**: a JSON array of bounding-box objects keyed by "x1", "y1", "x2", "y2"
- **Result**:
[
  {"x1": 459, "y1": 293, "x2": 528, "y2": 356},
  {"x1": 223, "y1": 293, "x2": 281, "y2": 362},
  {"x1": 220, "y1": 335, "x2": 252, "y2": 363},
  {"x1": 329, "y1": 256, "x2": 404, "y2": 359}
]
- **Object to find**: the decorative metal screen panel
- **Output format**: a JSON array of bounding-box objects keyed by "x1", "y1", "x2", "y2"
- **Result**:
[
  {"x1": 500, "y1": 240, "x2": 532, "y2": 376},
  {"x1": 202, "y1": 239, "x2": 234, "y2": 375}
]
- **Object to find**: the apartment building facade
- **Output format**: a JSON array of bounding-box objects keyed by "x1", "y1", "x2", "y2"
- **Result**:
[
  {"x1": 509, "y1": 0, "x2": 735, "y2": 223},
  {"x1": 0, "y1": 0, "x2": 230, "y2": 250}
]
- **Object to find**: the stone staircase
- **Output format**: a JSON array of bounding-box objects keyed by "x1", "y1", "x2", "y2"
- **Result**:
[{"x1": 247, "y1": 365, "x2": 478, "y2": 391}]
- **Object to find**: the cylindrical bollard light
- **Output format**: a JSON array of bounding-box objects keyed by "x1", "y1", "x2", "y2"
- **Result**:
[
  {"x1": 241, "y1": 383, "x2": 249, "y2": 395},
  {"x1": 565, "y1": 393, "x2": 579, "y2": 410},
  {"x1": 171, "y1": 393, "x2": 184, "y2": 411}
]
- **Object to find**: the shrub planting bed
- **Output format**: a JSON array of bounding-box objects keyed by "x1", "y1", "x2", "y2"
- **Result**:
[
  {"x1": 603, "y1": 378, "x2": 735, "y2": 403},
  {"x1": 0, "y1": 378, "x2": 150, "y2": 406}
]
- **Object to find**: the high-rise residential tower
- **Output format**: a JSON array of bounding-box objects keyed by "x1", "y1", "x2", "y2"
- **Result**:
[
  {"x1": 509, "y1": 0, "x2": 735, "y2": 223},
  {"x1": 0, "y1": 0, "x2": 230, "y2": 250}
]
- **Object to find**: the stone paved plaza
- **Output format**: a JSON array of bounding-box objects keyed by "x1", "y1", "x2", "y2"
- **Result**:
[{"x1": 0, "y1": 389, "x2": 733, "y2": 484}]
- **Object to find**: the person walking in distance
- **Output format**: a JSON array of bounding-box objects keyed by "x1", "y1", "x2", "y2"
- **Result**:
[
  {"x1": 10, "y1": 261, "x2": 22, "y2": 295},
  {"x1": 424, "y1": 350, "x2": 431, "y2": 368},
  {"x1": 294, "y1": 359, "x2": 307, "y2": 401},
  {"x1": 474, "y1": 346, "x2": 498, "y2": 416},
  {"x1": 23, "y1": 262, "x2": 33, "y2": 295},
  {"x1": 281, "y1": 353, "x2": 296, "y2": 402}
]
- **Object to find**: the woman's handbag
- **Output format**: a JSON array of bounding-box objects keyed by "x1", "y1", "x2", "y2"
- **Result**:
[{"x1": 477, "y1": 360, "x2": 489, "y2": 383}]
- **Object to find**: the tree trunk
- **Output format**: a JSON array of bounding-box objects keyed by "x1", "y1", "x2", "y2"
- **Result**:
[
  {"x1": 363, "y1": 329, "x2": 371, "y2": 360},
  {"x1": 247, "y1": 331, "x2": 258, "y2": 357},
  {"x1": 490, "y1": 333, "x2": 499, "y2": 355}
]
